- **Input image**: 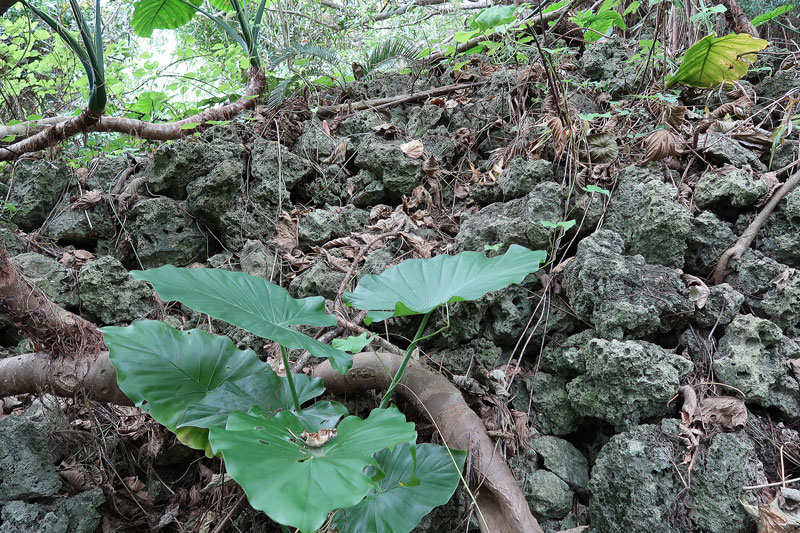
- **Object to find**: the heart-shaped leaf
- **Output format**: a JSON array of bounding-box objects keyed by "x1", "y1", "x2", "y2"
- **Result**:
[
  {"x1": 131, "y1": 266, "x2": 352, "y2": 372},
  {"x1": 332, "y1": 443, "x2": 467, "y2": 533},
  {"x1": 179, "y1": 373, "x2": 346, "y2": 432},
  {"x1": 667, "y1": 33, "x2": 769, "y2": 88},
  {"x1": 343, "y1": 244, "x2": 546, "y2": 323},
  {"x1": 131, "y1": 0, "x2": 201, "y2": 38},
  {"x1": 210, "y1": 407, "x2": 417, "y2": 533},
  {"x1": 101, "y1": 321, "x2": 332, "y2": 453}
]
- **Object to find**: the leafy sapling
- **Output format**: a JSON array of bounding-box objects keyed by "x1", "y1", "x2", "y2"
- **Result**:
[{"x1": 102, "y1": 244, "x2": 545, "y2": 532}]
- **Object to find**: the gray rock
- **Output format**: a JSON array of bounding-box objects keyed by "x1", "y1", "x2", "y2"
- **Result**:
[
  {"x1": 714, "y1": 314, "x2": 800, "y2": 417},
  {"x1": 24, "y1": 394, "x2": 69, "y2": 433},
  {"x1": 752, "y1": 185, "x2": 800, "y2": 267},
  {"x1": 435, "y1": 338, "x2": 503, "y2": 377},
  {"x1": 7, "y1": 160, "x2": 71, "y2": 231},
  {"x1": 289, "y1": 260, "x2": 345, "y2": 300},
  {"x1": 513, "y1": 372, "x2": 580, "y2": 436},
  {"x1": 604, "y1": 166, "x2": 692, "y2": 269},
  {"x1": 186, "y1": 159, "x2": 244, "y2": 229},
  {"x1": 540, "y1": 329, "x2": 595, "y2": 377},
  {"x1": 580, "y1": 38, "x2": 637, "y2": 97},
  {"x1": 455, "y1": 181, "x2": 564, "y2": 252},
  {"x1": 298, "y1": 205, "x2": 369, "y2": 248},
  {"x1": 348, "y1": 169, "x2": 386, "y2": 207},
  {"x1": 338, "y1": 111, "x2": 385, "y2": 136},
  {"x1": 251, "y1": 138, "x2": 314, "y2": 190},
  {"x1": 144, "y1": 139, "x2": 243, "y2": 199},
  {"x1": 127, "y1": 197, "x2": 208, "y2": 268},
  {"x1": 729, "y1": 250, "x2": 787, "y2": 303},
  {"x1": 78, "y1": 256, "x2": 154, "y2": 324},
  {"x1": 239, "y1": 240, "x2": 277, "y2": 279},
  {"x1": 531, "y1": 436, "x2": 589, "y2": 491},
  {"x1": 0, "y1": 488, "x2": 104, "y2": 533},
  {"x1": 588, "y1": 421, "x2": 685, "y2": 533},
  {"x1": 761, "y1": 268, "x2": 800, "y2": 334},
  {"x1": 566, "y1": 338, "x2": 692, "y2": 430},
  {"x1": 700, "y1": 132, "x2": 766, "y2": 171},
  {"x1": 354, "y1": 135, "x2": 423, "y2": 198},
  {"x1": 435, "y1": 283, "x2": 540, "y2": 347},
  {"x1": 292, "y1": 119, "x2": 336, "y2": 160},
  {"x1": 689, "y1": 433, "x2": 765, "y2": 533},
  {"x1": 589, "y1": 420, "x2": 764, "y2": 533},
  {"x1": 42, "y1": 197, "x2": 115, "y2": 243},
  {"x1": 0, "y1": 416, "x2": 61, "y2": 500},
  {"x1": 498, "y1": 158, "x2": 554, "y2": 199},
  {"x1": 694, "y1": 283, "x2": 744, "y2": 328},
  {"x1": 406, "y1": 105, "x2": 445, "y2": 137},
  {"x1": 685, "y1": 210, "x2": 737, "y2": 275},
  {"x1": 512, "y1": 459, "x2": 573, "y2": 520},
  {"x1": 10, "y1": 252, "x2": 78, "y2": 309},
  {"x1": 694, "y1": 167, "x2": 767, "y2": 208},
  {"x1": 420, "y1": 126, "x2": 456, "y2": 165},
  {"x1": 563, "y1": 230, "x2": 693, "y2": 339},
  {"x1": 218, "y1": 203, "x2": 276, "y2": 251}
]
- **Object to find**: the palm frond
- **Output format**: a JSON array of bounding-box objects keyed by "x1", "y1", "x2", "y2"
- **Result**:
[
  {"x1": 363, "y1": 38, "x2": 420, "y2": 78},
  {"x1": 269, "y1": 43, "x2": 339, "y2": 69}
]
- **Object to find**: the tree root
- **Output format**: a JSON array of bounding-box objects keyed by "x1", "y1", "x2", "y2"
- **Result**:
[
  {"x1": 712, "y1": 168, "x2": 800, "y2": 285},
  {"x1": 0, "y1": 243, "x2": 103, "y2": 357},
  {"x1": 315, "y1": 352, "x2": 544, "y2": 533},
  {"x1": 1, "y1": 350, "x2": 543, "y2": 533}
]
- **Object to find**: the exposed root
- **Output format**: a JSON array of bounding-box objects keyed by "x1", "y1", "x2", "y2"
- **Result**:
[
  {"x1": 1, "y1": 350, "x2": 543, "y2": 533},
  {"x1": 314, "y1": 352, "x2": 544, "y2": 533},
  {"x1": 0, "y1": 243, "x2": 103, "y2": 357},
  {"x1": 712, "y1": 168, "x2": 800, "y2": 285}
]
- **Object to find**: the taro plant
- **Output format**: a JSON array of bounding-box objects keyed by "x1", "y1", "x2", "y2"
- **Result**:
[
  {"x1": 101, "y1": 244, "x2": 546, "y2": 532},
  {"x1": 666, "y1": 33, "x2": 769, "y2": 88}
]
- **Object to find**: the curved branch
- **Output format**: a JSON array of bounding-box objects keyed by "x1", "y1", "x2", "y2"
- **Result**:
[
  {"x1": 314, "y1": 353, "x2": 544, "y2": 533},
  {"x1": 713, "y1": 168, "x2": 800, "y2": 284},
  {"x1": 0, "y1": 67, "x2": 266, "y2": 161}
]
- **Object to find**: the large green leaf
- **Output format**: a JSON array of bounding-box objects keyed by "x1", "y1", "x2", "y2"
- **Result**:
[
  {"x1": 666, "y1": 33, "x2": 769, "y2": 88},
  {"x1": 131, "y1": 266, "x2": 352, "y2": 372},
  {"x1": 343, "y1": 244, "x2": 547, "y2": 323},
  {"x1": 751, "y1": 4, "x2": 794, "y2": 27},
  {"x1": 131, "y1": 0, "x2": 202, "y2": 37},
  {"x1": 180, "y1": 373, "x2": 346, "y2": 432},
  {"x1": 101, "y1": 321, "x2": 334, "y2": 453},
  {"x1": 332, "y1": 443, "x2": 467, "y2": 533},
  {"x1": 210, "y1": 407, "x2": 417, "y2": 533}
]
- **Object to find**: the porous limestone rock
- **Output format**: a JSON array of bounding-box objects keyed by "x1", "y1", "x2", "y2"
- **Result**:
[
  {"x1": 78, "y1": 256, "x2": 154, "y2": 324},
  {"x1": 603, "y1": 166, "x2": 692, "y2": 269},
  {"x1": 562, "y1": 229, "x2": 693, "y2": 339},
  {"x1": 713, "y1": 314, "x2": 800, "y2": 417},
  {"x1": 566, "y1": 338, "x2": 692, "y2": 430}
]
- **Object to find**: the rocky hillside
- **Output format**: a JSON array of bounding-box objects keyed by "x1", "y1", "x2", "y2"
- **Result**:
[{"x1": 0, "y1": 38, "x2": 799, "y2": 532}]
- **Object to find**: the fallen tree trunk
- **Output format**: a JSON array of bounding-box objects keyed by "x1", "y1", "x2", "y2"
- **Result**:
[{"x1": 0, "y1": 349, "x2": 544, "y2": 533}]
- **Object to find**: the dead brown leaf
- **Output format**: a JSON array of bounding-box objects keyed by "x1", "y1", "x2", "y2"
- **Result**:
[
  {"x1": 681, "y1": 273, "x2": 711, "y2": 309},
  {"x1": 400, "y1": 139, "x2": 424, "y2": 159},
  {"x1": 644, "y1": 129, "x2": 684, "y2": 163},
  {"x1": 698, "y1": 396, "x2": 748, "y2": 428},
  {"x1": 71, "y1": 189, "x2": 103, "y2": 210}
]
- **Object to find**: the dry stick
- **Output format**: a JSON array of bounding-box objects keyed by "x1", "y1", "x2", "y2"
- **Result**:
[
  {"x1": 314, "y1": 81, "x2": 484, "y2": 117},
  {"x1": 712, "y1": 167, "x2": 800, "y2": 284}
]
